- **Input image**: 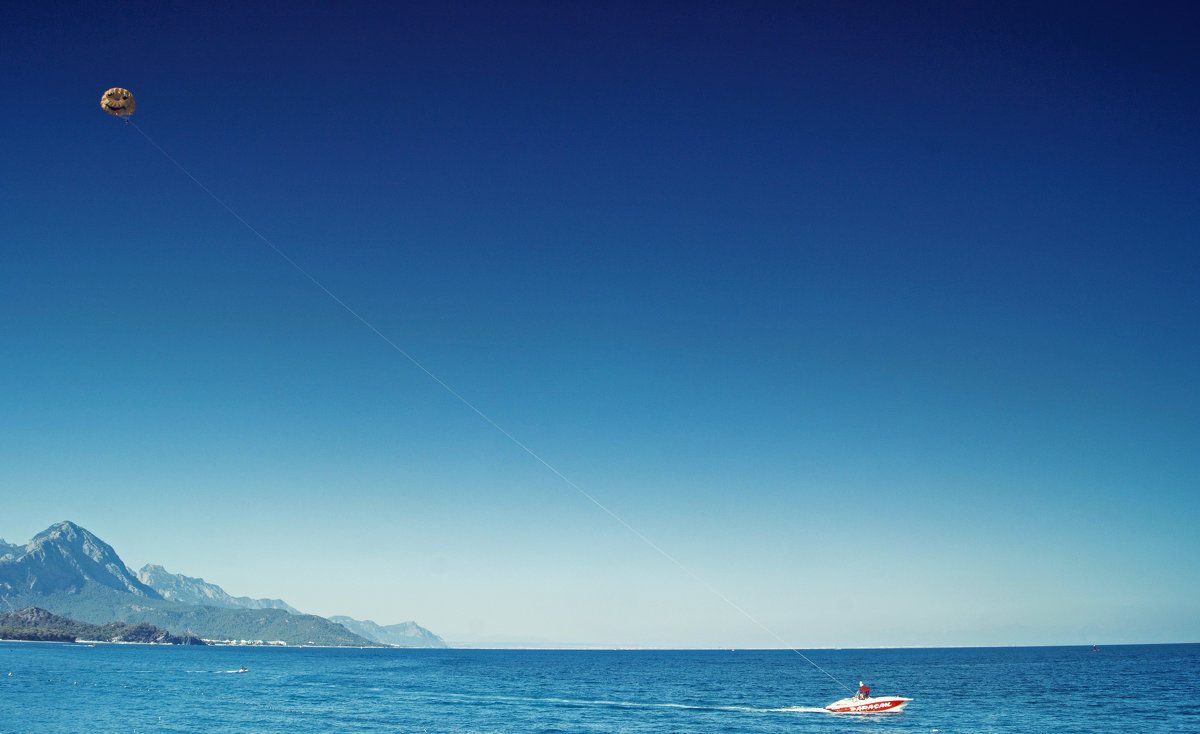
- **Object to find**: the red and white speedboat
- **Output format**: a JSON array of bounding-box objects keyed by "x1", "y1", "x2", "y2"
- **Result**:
[{"x1": 825, "y1": 694, "x2": 912, "y2": 713}]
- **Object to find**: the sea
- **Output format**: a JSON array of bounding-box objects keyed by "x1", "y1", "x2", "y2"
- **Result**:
[{"x1": 2, "y1": 643, "x2": 1196, "y2": 733}]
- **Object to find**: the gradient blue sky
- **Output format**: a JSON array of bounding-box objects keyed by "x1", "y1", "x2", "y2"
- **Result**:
[{"x1": 2, "y1": 1, "x2": 1197, "y2": 647}]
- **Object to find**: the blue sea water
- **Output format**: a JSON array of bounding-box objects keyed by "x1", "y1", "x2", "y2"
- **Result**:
[{"x1": 2, "y1": 643, "x2": 1197, "y2": 732}]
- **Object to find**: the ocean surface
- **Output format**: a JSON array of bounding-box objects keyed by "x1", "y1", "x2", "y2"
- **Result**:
[{"x1": 2, "y1": 643, "x2": 1196, "y2": 732}]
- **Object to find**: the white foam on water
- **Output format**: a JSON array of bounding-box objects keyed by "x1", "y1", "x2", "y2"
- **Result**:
[{"x1": 391, "y1": 688, "x2": 828, "y2": 716}]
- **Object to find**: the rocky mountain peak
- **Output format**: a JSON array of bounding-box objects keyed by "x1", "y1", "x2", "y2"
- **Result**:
[
  {"x1": 33, "y1": 521, "x2": 109, "y2": 560},
  {"x1": 2, "y1": 521, "x2": 160, "y2": 598}
]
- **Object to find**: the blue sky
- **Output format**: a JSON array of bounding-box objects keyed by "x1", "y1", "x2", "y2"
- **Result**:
[{"x1": 2, "y1": 1, "x2": 1197, "y2": 647}]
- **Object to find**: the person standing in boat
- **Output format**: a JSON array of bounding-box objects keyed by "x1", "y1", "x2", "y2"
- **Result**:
[{"x1": 855, "y1": 683, "x2": 871, "y2": 700}]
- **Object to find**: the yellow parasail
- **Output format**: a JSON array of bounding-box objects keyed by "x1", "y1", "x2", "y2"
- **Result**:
[{"x1": 100, "y1": 87, "x2": 135, "y2": 117}]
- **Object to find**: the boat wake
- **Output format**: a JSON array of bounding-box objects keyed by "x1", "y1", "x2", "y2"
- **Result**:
[{"x1": 395, "y1": 689, "x2": 831, "y2": 715}]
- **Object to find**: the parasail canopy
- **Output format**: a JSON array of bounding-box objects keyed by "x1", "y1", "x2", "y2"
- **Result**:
[{"x1": 101, "y1": 87, "x2": 135, "y2": 117}]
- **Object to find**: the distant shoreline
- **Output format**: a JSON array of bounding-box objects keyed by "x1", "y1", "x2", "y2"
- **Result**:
[{"x1": 5, "y1": 639, "x2": 1195, "y2": 650}]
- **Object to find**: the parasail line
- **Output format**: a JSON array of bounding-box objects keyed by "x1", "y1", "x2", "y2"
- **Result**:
[{"x1": 127, "y1": 119, "x2": 853, "y2": 694}]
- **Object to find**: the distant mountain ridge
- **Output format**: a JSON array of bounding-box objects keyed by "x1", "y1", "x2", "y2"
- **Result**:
[
  {"x1": 137, "y1": 564, "x2": 300, "y2": 614},
  {"x1": 0, "y1": 522, "x2": 446, "y2": 648},
  {"x1": 329, "y1": 616, "x2": 447, "y2": 648},
  {"x1": 0, "y1": 522, "x2": 365, "y2": 646}
]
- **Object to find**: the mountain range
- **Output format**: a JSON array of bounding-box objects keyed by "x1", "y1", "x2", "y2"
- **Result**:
[
  {"x1": 329, "y1": 616, "x2": 447, "y2": 648},
  {"x1": 0, "y1": 521, "x2": 445, "y2": 648},
  {"x1": 135, "y1": 564, "x2": 300, "y2": 614}
]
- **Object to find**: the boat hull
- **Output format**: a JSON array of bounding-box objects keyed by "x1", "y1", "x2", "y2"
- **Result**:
[{"x1": 825, "y1": 695, "x2": 912, "y2": 713}]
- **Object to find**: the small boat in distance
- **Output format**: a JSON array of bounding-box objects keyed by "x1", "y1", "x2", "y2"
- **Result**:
[
  {"x1": 826, "y1": 682, "x2": 911, "y2": 713},
  {"x1": 825, "y1": 694, "x2": 912, "y2": 713}
]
